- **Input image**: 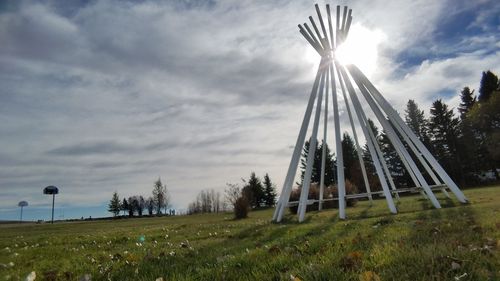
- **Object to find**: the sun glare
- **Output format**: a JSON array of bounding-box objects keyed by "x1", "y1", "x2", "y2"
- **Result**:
[{"x1": 335, "y1": 24, "x2": 386, "y2": 77}]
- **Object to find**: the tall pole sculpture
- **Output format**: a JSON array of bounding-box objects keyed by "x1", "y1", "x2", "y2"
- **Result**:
[
  {"x1": 273, "y1": 3, "x2": 468, "y2": 223},
  {"x1": 18, "y1": 201, "x2": 28, "y2": 222},
  {"x1": 43, "y1": 186, "x2": 59, "y2": 224}
]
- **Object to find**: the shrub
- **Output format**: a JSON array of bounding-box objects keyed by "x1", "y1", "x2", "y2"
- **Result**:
[
  {"x1": 288, "y1": 180, "x2": 358, "y2": 214},
  {"x1": 234, "y1": 196, "x2": 249, "y2": 219}
]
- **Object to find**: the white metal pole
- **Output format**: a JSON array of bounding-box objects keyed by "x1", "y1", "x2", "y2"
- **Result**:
[
  {"x1": 329, "y1": 63, "x2": 347, "y2": 219},
  {"x1": 299, "y1": 27, "x2": 323, "y2": 55},
  {"x1": 298, "y1": 71, "x2": 326, "y2": 222},
  {"x1": 345, "y1": 11, "x2": 353, "y2": 38},
  {"x1": 315, "y1": 4, "x2": 330, "y2": 50},
  {"x1": 336, "y1": 69, "x2": 373, "y2": 203},
  {"x1": 319, "y1": 67, "x2": 330, "y2": 211},
  {"x1": 51, "y1": 194, "x2": 55, "y2": 224},
  {"x1": 335, "y1": 6, "x2": 340, "y2": 48},
  {"x1": 362, "y1": 109, "x2": 400, "y2": 200},
  {"x1": 350, "y1": 66, "x2": 449, "y2": 199},
  {"x1": 335, "y1": 62, "x2": 397, "y2": 214},
  {"x1": 348, "y1": 65, "x2": 468, "y2": 203},
  {"x1": 349, "y1": 69, "x2": 442, "y2": 208},
  {"x1": 326, "y1": 4, "x2": 335, "y2": 51},
  {"x1": 273, "y1": 60, "x2": 326, "y2": 222},
  {"x1": 338, "y1": 66, "x2": 399, "y2": 200},
  {"x1": 309, "y1": 17, "x2": 327, "y2": 51}
]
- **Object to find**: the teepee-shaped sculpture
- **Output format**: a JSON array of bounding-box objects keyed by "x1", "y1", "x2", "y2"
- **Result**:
[{"x1": 273, "y1": 4, "x2": 468, "y2": 223}]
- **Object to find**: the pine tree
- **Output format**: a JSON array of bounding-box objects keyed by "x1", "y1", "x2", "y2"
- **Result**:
[
  {"x1": 361, "y1": 119, "x2": 383, "y2": 192},
  {"x1": 318, "y1": 140, "x2": 336, "y2": 186},
  {"x1": 458, "y1": 87, "x2": 476, "y2": 119},
  {"x1": 263, "y1": 173, "x2": 276, "y2": 207},
  {"x1": 298, "y1": 139, "x2": 335, "y2": 186},
  {"x1": 121, "y1": 198, "x2": 129, "y2": 216},
  {"x1": 429, "y1": 99, "x2": 463, "y2": 184},
  {"x1": 405, "y1": 99, "x2": 431, "y2": 146},
  {"x1": 242, "y1": 172, "x2": 265, "y2": 209},
  {"x1": 457, "y1": 87, "x2": 479, "y2": 182},
  {"x1": 342, "y1": 133, "x2": 358, "y2": 181},
  {"x1": 478, "y1": 71, "x2": 499, "y2": 102},
  {"x1": 379, "y1": 129, "x2": 411, "y2": 188},
  {"x1": 299, "y1": 139, "x2": 320, "y2": 185},
  {"x1": 108, "y1": 192, "x2": 121, "y2": 217}
]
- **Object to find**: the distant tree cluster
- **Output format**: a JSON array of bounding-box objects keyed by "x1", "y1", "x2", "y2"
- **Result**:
[
  {"x1": 107, "y1": 177, "x2": 171, "y2": 217},
  {"x1": 186, "y1": 189, "x2": 226, "y2": 215},
  {"x1": 296, "y1": 70, "x2": 500, "y2": 192},
  {"x1": 186, "y1": 173, "x2": 277, "y2": 219}
]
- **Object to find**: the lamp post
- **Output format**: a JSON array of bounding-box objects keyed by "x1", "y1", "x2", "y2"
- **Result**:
[
  {"x1": 43, "y1": 186, "x2": 59, "y2": 224},
  {"x1": 18, "y1": 201, "x2": 28, "y2": 222}
]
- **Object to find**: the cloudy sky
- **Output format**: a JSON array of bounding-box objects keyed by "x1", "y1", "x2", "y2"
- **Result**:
[{"x1": 1, "y1": 0, "x2": 499, "y2": 221}]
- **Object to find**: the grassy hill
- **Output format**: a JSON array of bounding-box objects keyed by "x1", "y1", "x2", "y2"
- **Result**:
[{"x1": 1, "y1": 186, "x2": 499, "y2": 281}]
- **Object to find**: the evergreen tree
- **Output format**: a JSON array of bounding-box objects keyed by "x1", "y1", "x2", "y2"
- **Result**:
[
  {"x1": 242, "y1": 172, "x2": 265, "y2": 208},
  {"x1": 299, "y1": 139, "x2": 320, "y2": 185},
  {"x1": 318, "y1": 140, "x2": 336, "y2": 186},
  {"x1": 108, "y1": 192, "x2": 121, "y2": 217},
  {"x1": 361, "y1": 120, "x2": 383, "y2": 192},
  {"x1": 121, "y1": 198, "x2": 129, "y2": 216},
  {"x1": 298, "y1": 139, "x2": 335, "y2": 186},
  {"x1": 457, "y1": 87, "x2": 480, "y2": 183},
  {"x1": 263, "y1": 173, "x2": 277, "y2": 207},
  {"x1": 379, "y1": 129, "x2": 411, "y2": 188},
  {"x1": 478, "y1": 71, "x2": 499, "y2": 102},
  {"x1": 428, "y1": 99, "x2": 463, "y2": 184},
  {"x1": 405, "y1": 99, "x2": 431, "y2": 146},
  {"x1": 362, "y1": 143, "x2": 382, "y2": 192},
  {"x1": 342, "y1": 133, "x2": 358, "y2": 181},
  {"x1": 458, "y1": 87, "x2": 476, "y2": 119},
  {"x1": 467, "y1": 91, "x2": 500, "y2": 180}
]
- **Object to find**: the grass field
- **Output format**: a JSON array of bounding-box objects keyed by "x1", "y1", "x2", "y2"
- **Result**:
[{"x1": 1, "y1": 186, "x2": 499, "y2": 281}]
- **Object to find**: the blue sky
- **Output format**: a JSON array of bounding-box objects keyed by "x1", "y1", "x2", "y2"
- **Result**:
[{"x1": 0, "y1": 0, "x2": 499, "y2": 221}]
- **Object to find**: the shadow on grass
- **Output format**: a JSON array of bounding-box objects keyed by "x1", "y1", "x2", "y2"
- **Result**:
[
  {"x1": 370, "y1": 197, "x2": 494, "y2": 281},
  {"x1": 112, "y1": 192, "x2": 493, "y2": 281}
]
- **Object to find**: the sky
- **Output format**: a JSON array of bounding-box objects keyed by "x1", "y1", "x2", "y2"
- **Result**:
[{"x1": 0, "y1": 0, "x2": 499, "y2": 221}]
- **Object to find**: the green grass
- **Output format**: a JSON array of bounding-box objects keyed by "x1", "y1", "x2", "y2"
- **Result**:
[{"x1": 1, "y1": 186, "x2": 499, "y2": 281}]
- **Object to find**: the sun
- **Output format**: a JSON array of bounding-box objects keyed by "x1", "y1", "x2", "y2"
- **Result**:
[{"x1": 335, "y1": 24, "x2": 386, "y2": 77}]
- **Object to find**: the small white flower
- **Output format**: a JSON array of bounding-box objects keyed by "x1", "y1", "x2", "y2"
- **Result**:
[
  {"x1": 24, "y1": 271, "x2": 36, "y2": 281},
  {"x1": 454, "y1": 273, "x2": 468, "y2": 281}
]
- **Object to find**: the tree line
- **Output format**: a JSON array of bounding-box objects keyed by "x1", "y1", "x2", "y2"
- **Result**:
[
  {"x1": 187, "y1": 172, "x2": 277, "y2": 219},
  {"x1": 108, "y1": 177, "x2": 171, "y2": 217},
  {"x1": 298, "y1": 70, "x2": 500, "y2": 192}
]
